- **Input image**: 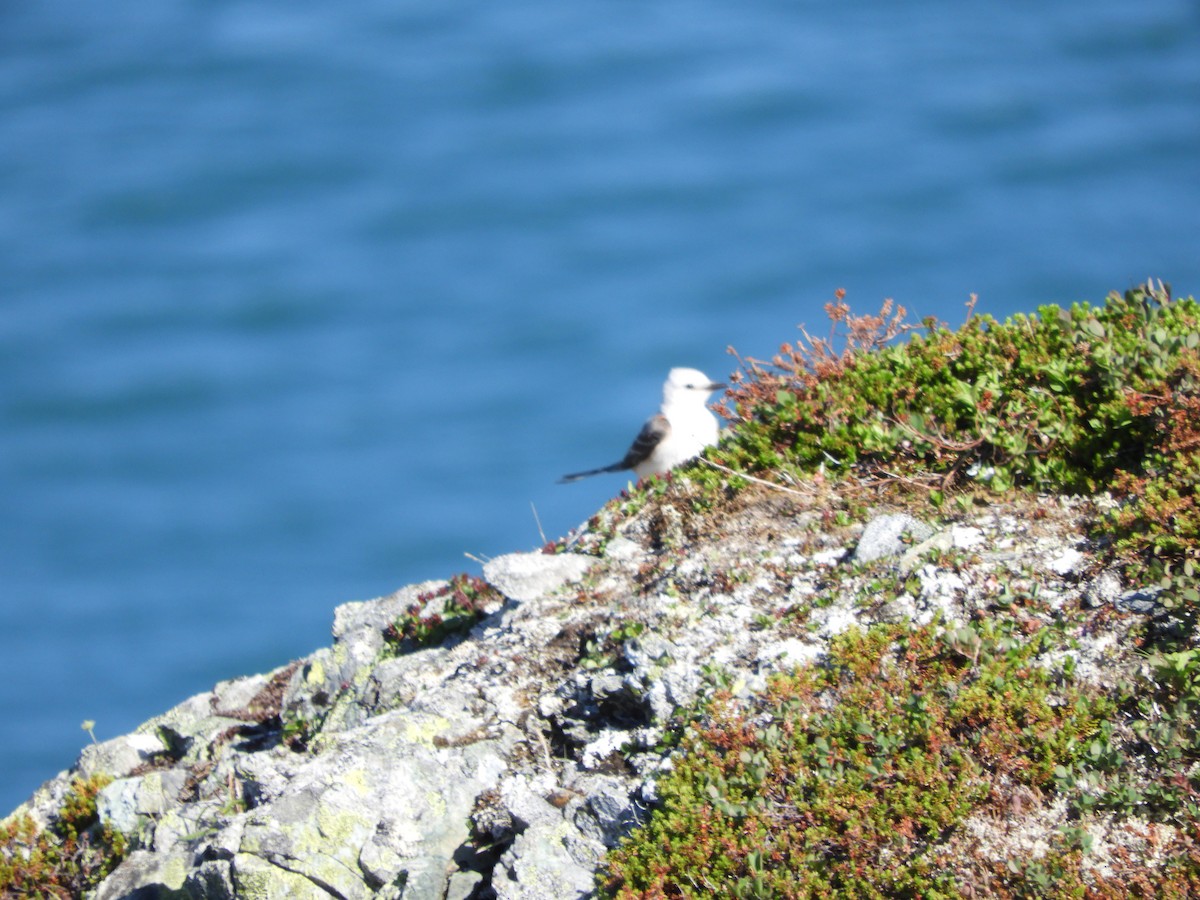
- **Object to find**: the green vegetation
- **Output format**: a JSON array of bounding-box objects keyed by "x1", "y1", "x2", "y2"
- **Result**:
[
  {"x1": 709, "y1": 281, "x2": 1200, "y2": 620},
  {"x1": 601, "y1": 619, "x2": 1200, "y2": 897},
  {"x1": 602, "y1": 621, "x2": 1124, "y2": 897},
  {"x1": 581, "y1": 620, "x2": 647, "y2": 670},
  {"x1": 599, "y1": 282, "x2": 1200, "y2": 898},
  {"x1": 1080, "y1": 647, "x2": 1200, "y2": 826},
  {"x1": 383, "y1": 573, "x2": 499, "y2": 650},
  {"x1": 721, "y1": 283, "x2": 1198, "y2": 566},
  {"x1": 0, "y1": 775, "x2": 128, "y2": 898}
]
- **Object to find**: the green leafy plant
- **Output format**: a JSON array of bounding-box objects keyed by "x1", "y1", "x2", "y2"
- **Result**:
[
  {"x1": 1069, "y1": 647, "x2": 1200, "y2": 824},
  {"x1": 383, "y1": 574, "x2": 499, "y2": 650}
]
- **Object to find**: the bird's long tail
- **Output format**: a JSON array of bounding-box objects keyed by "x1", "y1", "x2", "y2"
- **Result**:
[{"x1": 557, "y1": 462, "x2": 627, "y2": 484}]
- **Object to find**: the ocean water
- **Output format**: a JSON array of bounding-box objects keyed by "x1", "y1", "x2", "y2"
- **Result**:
[{"x1": 1, "y1": 0, "x2": 1198, "y2": 812}]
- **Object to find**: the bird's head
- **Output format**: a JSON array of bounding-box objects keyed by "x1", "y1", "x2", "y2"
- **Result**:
[{"x1": 663, "y1": 367, "x2": 727, "y2": 404}]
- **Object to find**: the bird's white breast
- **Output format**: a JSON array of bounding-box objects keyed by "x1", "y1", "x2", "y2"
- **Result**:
[{"x1": 634, "y1": 403, "x2": 719, "y2": 478}]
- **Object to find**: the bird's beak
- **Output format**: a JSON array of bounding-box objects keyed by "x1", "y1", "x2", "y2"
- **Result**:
[{"x1": 709, "y1": 382, "x2": 727, "y2": 391}]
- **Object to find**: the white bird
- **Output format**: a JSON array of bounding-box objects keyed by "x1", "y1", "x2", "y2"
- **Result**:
[{"x1": 559, "y1": 367, "x2": 726, "y2": 483}]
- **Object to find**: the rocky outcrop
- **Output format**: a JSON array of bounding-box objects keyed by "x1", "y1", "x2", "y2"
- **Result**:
[{"x1": 6, "y1": 481, "x2": 1167, "y2": 898}]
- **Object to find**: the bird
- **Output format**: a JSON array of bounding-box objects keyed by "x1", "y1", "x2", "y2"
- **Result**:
[{"x1": 559, "y1": 367, "x2": 726, "y2": 483}]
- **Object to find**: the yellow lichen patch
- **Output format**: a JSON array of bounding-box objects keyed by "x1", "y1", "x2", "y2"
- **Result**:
[
  {"x1": 341, "y1": 768, "x2": 372, "y2": 798},
  {"x1": 400, "y1": 713, "x2": 453, "y2": 748},
  {"x1": 303, "y1": 658, "x2": 326, "y2": 686}
]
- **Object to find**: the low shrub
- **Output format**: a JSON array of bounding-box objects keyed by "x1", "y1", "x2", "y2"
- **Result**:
[{"x1": 0, "y1": 775, "x2": 128, "y2": 897}]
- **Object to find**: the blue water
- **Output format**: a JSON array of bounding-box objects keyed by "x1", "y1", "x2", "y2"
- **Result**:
[{"x1": 2, "y1": 0, "x2": 1198, "y2": 812}]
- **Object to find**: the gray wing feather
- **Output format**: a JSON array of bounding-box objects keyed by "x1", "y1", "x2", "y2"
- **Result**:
[
  {"x1": 558, "y1": 414, "x2": 669, "y2": 483},
  {"x1": 617, "y1": 413, "x2": 669, "y2": 471}
]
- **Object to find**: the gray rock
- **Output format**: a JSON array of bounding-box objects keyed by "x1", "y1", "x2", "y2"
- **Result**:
[
  {"x1": 573, "y1": 773, "x2": 643, "y2": 846},
  {"x1": 855, "y1": 514, "x2": 935, "y2": 564},
  {"x1": 658, "y1": 665, "x2": 703, "y2": 712},
  {"x1": 494, "y1": 824, "x2": 600, "y2": 900},
  {"x1": 877, "y1": 592, "x2": 919, "y2": 623},
  {"x1": 899, "y1": 530, "x2": 954, "y2": 576},
  {"x1": 622, "y1": 633, "x2": 675, "y2": 671},
  {"x1": 78, "y1": 732, "x2": 169, "y2": 783},
  {"x1": 500, "y1": 773, "x2": 563, "y2": 831},
  {"x1": 1116, "y1": 586, "x2": 1164, "y2": 615},
  {"x1": 899, "y1": 525, "x2": 985, "y2": 576},
  {"x1": 92, "y1": 849, "x2": 191, "y2": 900},
  {"x1": 210, "y1": 672, "x2": 274, "y2": 715},
  {"x1": 247, "y1": 711, "x2": 506, "y2": 900},
  {"x1": 332, "y1": 580, "x2": 448, "y2": 641},
  {"x1": 96, "y1": 769, "x2": 189, "y2": 835},
  {"x1": 229, "y1": 850, "x2": 330, "y2": 899},
  {"x1": 580, "y1": 729, "x2": 632, "y2": 771},
  {"x1": 1084, "y1": 570, "x2": 1124, "y2": 608},
  {"x1": 483, "y1": 551, "x2": 596, "y2": 602},
  {"x1": 604, "y1": 536, "x2": 645, "y2": 562},
  {"x1": 158, "y1": 799, "x2": 237, "y2": 859},
  {"x1": 186, "y1": 860, "x2": 237, "y2": 900},
  {"x1": 137, "y1": 692, "x2": 247, "y2": 767},
  {"x1": 445, "y1": 869, "x2": 486, "y2": 900}
]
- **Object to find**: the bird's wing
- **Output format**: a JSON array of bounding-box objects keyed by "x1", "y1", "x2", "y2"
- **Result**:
[
  {"x1": 617, "y1": 413, "x2": 670, "y2": 471},
  {"x1": 557, "y1": 413, "x2": 670, "y2": 483}
]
